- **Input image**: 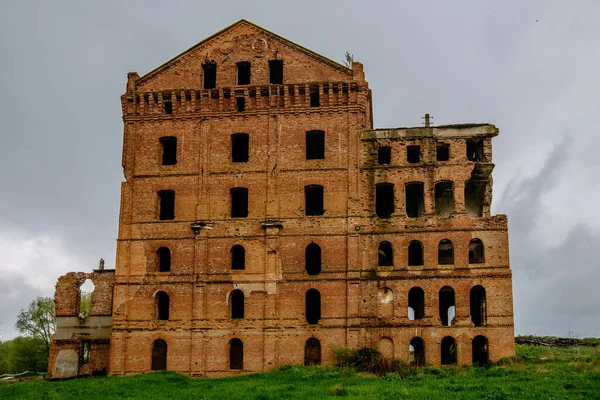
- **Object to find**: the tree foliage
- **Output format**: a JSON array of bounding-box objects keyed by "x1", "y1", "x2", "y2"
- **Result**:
[{"x1": 15, "y1": 297, "x2": 55, "y2": 353}]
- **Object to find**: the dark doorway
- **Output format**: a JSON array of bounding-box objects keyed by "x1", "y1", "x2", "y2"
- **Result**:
[
  {"x1": 438, "y1": 240, "x2": 454, "y2": 265},
  {"x1": 304, "y1": 338, "x2": 321, "y2": 366},
  {"x1": 378, "y1": 241, "x2": 393, "y2": 267},
  {"x1": 439, "y1": 286, "x2": 455, "y2": 326},
  {"x1": 230, "y1": 339, "x2": 243, "y2": 370},
  {"x1": 408, "y1": 241, "x2": 423, "y2": 266},
  {"x1": 410, "y1": 337, "x2": 425, "y2": 366},
  {"x1": 230, "y1": 290, "x2": 244, "y2": 319},
  {"x1": 470, "y1": 285, "x2": 487, "y2": 326},
  {"x1": 472, "y1": 335, "x2": 489, "y2": 366},
  {"x1": 231, "y1": 245, "x2": 245, "y2": 270},
  {"x1": 305, "y1": 243, "x2": 322, "y2": 275},
  {"x1": 408, "y1": 286, "x2": 424, "y2": 320},
  {"x1": 305, "y1": 289, "x2": 321, "y2": 324},
  {"x1": 376, "y1": 183, "x2": 394, "y2": 218},
  {"x1": 156, "y1": 291, "x2": 169, "y2": 320},
  {"x1": 157, "y1": 247, "x2": 171, "y2": 272},
  {"x1": 151, "y1": 339, "x2": 167, "y2": 371},
  {"x1": 441, "y1": 336, "x2": 457, "y2": 365}
]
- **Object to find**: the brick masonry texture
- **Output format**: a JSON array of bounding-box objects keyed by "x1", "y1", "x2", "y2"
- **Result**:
[{"x1": 47, "y1": 20, "x2": 514, "y2": 378}]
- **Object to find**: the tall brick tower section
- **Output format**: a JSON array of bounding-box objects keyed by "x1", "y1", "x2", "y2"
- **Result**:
[{"x1": 107, "y1": 20, "x2": 514, "y2": 376}]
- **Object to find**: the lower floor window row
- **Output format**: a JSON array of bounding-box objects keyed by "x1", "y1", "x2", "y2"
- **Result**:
[{"x1": 150, "y1": 335, "x2": 490, "y2": 371}]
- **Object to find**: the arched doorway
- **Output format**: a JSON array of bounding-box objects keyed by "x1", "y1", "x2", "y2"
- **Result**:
[
  {"x1": 472, "y1": 335, "x2": 489, "y2": 366},
  {"x1": 304, "y1": 338, "x2": 321, "y2": 365},
  {"x1": 151, "y1": 339, "x2": 167, "y2": 371}
]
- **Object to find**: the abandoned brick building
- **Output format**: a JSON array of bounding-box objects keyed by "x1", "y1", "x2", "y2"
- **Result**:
[{"x1": 47, "y1": 20, "x2": 514, "y2": 378}]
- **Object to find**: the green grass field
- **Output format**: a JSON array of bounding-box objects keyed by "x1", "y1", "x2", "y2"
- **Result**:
[{"x1": 1, "y1": 344, "x2": 600, "y2": 399}]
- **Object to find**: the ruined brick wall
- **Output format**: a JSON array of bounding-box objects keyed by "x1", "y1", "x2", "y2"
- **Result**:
[{"x1": 106, "y1": 20, "x2": 514, "y2": 377}]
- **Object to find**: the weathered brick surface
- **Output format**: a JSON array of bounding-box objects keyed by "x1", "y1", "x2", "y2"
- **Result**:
[{"x1": 49, "y1": 20, "x2": 514, "y2": 378}]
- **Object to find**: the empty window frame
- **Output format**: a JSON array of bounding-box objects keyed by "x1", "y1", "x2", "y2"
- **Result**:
[
  {"x1": 407, "y1": 145, "x2": 420, "y2": 163},
  {"x1": 309, "y1": 85, "x2": 320, "y2": 107},
  {"x1": 305, "y1": 243, "x2": 322, "y2": 275},
  {"x1": 160, "y1": 137, "x2": 177, "y2": 165},
  {"x1": 436, "y1": 143, "x2": 449, "y2": 161},
  {"x1": 269, "y1": 60, "x2": 283, "y2": 84},
  {"x1": 435, "y1": 182, "x2": 454, "y2": 217},
  {"x1": 304, "y1": 185, "x2": 324, "y2": 216},
  {"x1": 470, "y1": 285, "x2": 487, "y2": 327},
  {"x1": 158, "y1": 190, "x2": 175, "y2": 220},
  {"x1": 229, "y1": 339, "x2": 243, "y2": 370},
  {"x1": 202, "y1": 61, "x2": 217, "y2": 89},
  {"x1": 468, "y1": 239, "x2": 485, "y2": 263},
  {"x1": 378, "y1": 241, "x2": 393, "y2": 267},
  {"x1": 164, "y1": 100, "x2": 173, "y2": 114},
  {"x1": 408, "y1": 287, "x2": 425, "y2": 320},
  {"x1": 305, "y1": 289, "x2": 321, "y2": 324},
  {"x1": 378, "y1": 146, "x2": 391, "y2": 165},
  {"x1": 157, "y1": 247, "x2": 171, "y2": 272},
  {"x1": 405, "y1": 183, "x2": 424, "y2": 218},
  {"x1": 231, "y1": 133, "x2": 249, "y2": 163},
  {"x1": 306, "y1": 130, "x2": 325, "y2": 159},
  {"x1": 156, "y1": 291, "x2": 169, "y2": 320},
  {"x1": 304, "y1": 338, "x2": 321, "y2": 366},
  {"x1": 375, "y1": 183, "x2": 394, "y2": 218},
  {"x1": 472, "y1": 335, "x2": 489, "y2": 366},
  {"x1": 151, "y1": 339, "x2": 167, "y2": 371},
  {"x1": 237, "y1": 62, "x2": 251, "y2": 85},
  {"x1": 409, "y1": 337, "x2": 425, "y2": 366},
  {"x1": 235, "y1": 97, "x2": 246, "y2": 112},
  {"x1": 230, "y1": 187, "x2": 248, "y2": 218},
  {"x1": 231, "y1": 245, "x2": 245, "y2": 270},
  {"x1": 439, "y1": 286, "x2": 455, "y2": 326},
  {"x1": 230, "y1": 289, "x2": 244, "y2": 319},
  {"x1": 441, "y1": 336, "x2": 457, "y2": 365},
  {"x1": 438, "y1": 239, "x2": 454, "y2": 265},
  {"x1": 464, "y1": 180, "x2": 485, "y2": 217},
  {"x1": 408, "y1": 241, "x2": 424, "y2": 266},
  {"x1": 466, "y1": 139, "x2": 484, "y2": 162}
]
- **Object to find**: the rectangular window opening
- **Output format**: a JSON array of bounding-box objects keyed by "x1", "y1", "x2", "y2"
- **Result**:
[
  {"x1": 376, "y1": 183, "x2": 394, "y2": 218},
  {"x1": 158, "y1": 190, "x2": 175, "y2": 220},
  {"x1": 202, "y1": 62, "x2": 217, "y2": 89},
  {"x1": 236, "y1": 97, "x2": 246, "y2": 112},
  {"x1": 160, "y1": 137, "x2": 177, "y2": 165},
  {"x1": 465, "y1": 180, "x2": 485, "y2": 217},
  {"x1": 435, "y1": 182, "x2": 454, "y2": 217},
  {"x1": 164, "y1": 101, "x2": 172, "y2": 114},
  {"x1": 407, "y1": 145, "x2": 420, "y2": 163},
  {"x1": 269, "y1": 60, "x2": 283, "y2": 84},
  {"x1": 405, "y1": 183, "x2": 424, "y2": 218},
  {"x1": 306, "y1": 130, "x2": 325, "y2": 159},
  {"x1": 237, "y1": 62, "x2": 251, "y2": 85},
  {"x1": 230, "y1": 188, "x2": 249, "y2": 218},
  {"x1": 231, "y1": 133, "x2": 249, "y2": 163},
  {"x1": 310, "y1": 87, "x2": 320, "y2": 107},
  {"x1": 436, "y1": 143, "x2": 449, "y2": 161},
  {"x1": 305, "y1": 185, "x2": 324, "y2": 216},
  {"x1": 378, "y1": 146, "x2": 391, "y2": 165},
  {"x1": 467, "y1": 139, "x2": 484, "y2": 162}
]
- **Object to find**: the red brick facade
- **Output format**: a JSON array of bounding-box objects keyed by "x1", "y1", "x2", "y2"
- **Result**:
[{"x1": 47, "y1": 20, "x2": 514, "y2": 378}]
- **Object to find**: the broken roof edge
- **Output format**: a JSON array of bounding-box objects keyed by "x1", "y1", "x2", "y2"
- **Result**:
[
  {"x1": 136, "y1": 19, "x2": 352, "y2": 86},
  {"x1": 362, "y1": 123, "x2": 499, "y2": 140}
]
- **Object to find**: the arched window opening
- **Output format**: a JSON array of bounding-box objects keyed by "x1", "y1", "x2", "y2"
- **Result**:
[
  {"x1": 230, "y1": 290, "x2": 244, "y2": 319},
  {"x1": 378, "y1": 241, "x2": 393, "y2": 267},
  {"x1": 151, "y1": 339, "x2": 167, "y2": 371},
  {"x1": 470, "y1": 285, "x2": 487, "y2": 327},
  {"x1": 435, "y1": 182, "x2": 454, "y2": 218},
  {"x1": 305, "y1": 243, "x2": 321, "y2": 275},
  {"x1": 438, "y1": 240, "x2": 454, "y2": 265},
  {"x1": 472, "y1": 335, "x2": 489, "y2": 366},
  {"x1": 408, "y1": 287, "x2": 425, "y2": 320},
  {"x1": 156, "y1": 291, "x2": 169, "y2": 321},
  {"x1": 79, "y1": 279, "x2": 95, "y2": 318},
  {"x1": 409, "y1": 337, "x2": 425, "y2": 366},
  {"x1": 441, "y1": 336, "x2": 457, "y2": 365},
  {"x1": 305, "y1": 289, "x2": 321, "y2": 324},
  {"x1": 469, "y1": 239, "x2": 485, "y2": 264},
  {"x1": 405, "y1": 182, "x2": 424, "y2": 218},
  {"x1": 231, "y1": 245, "x2": 246, "y2": 270},
  {"x1": 439, "y1": 286, "x2": 455, "y2": 326},
  {"x1": 408, "y1": 241, "x2": 423, "y2": 266},
  {"x1": 229, "y1": 338, "x2": 243, "y2": 370},
  {"x1": 304, "y1": 338, "x2": 321, "y2": 366},
  {"x1": 375, "y1": 183, "x2": 394, "y2": 218},
  {"x1": 157, "y1": 247, "x2": 171, "y2": 272},
  {"x1": 304, "y1": 185, "x2": 324, "y2": 216}
]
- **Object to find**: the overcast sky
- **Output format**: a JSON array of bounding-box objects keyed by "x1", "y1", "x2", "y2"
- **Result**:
[{"x1": 1, "y1": 0, "x2": 599, "y2": 340}]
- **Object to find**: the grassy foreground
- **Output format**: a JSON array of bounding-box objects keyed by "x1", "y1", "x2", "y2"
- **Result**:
[{"x1": 1, "y1": 344, "x2": 600, "y2": 399}]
